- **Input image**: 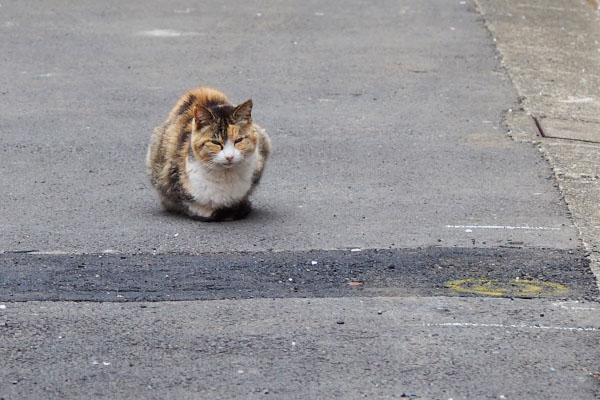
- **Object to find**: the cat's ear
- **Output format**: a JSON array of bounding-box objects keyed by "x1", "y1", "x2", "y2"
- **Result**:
[
  {"x1": 193, "y1": 105, "x2": 216, "y2": 129},
  {"x1": 232, "y1": 99, "x2": 252, "y2": 124}
]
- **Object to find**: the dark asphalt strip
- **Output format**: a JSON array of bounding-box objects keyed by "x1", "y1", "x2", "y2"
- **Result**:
[{"x1": 0, "y1": 248, "x2": 596, "y2": 302}]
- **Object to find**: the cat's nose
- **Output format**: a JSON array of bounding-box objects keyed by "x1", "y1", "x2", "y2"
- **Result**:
[{"x1": 225, "y1": 155, "x2": 234, "y2": 162}]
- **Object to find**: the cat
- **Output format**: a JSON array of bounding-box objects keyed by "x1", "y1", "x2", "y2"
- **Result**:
[{"x1": 146, "y1": 87, "x2": 271, "y2": 221}]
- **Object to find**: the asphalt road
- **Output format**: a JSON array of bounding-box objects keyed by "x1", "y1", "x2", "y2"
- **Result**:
[
  {"x1": 2, "y1": 297, "x2": 599, "y2": 399},
  {"x1": 0, "y1": 248, "x2": 596, "y2": 302},
  {"x1": 1, "y1": 0, "x2": 599, "y2": 399},
  {"x1": 0, "y1": 0, "x2": 577, "y2": 253}
]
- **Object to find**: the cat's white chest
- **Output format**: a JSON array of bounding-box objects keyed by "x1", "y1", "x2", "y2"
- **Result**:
[{"x1": 186, "y1": 151, "x2": 257, "y2": 208}]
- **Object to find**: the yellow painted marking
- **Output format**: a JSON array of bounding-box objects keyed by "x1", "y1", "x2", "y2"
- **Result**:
[{"x1": 445, "y1": 278, "x2": 568, "y2": 297}]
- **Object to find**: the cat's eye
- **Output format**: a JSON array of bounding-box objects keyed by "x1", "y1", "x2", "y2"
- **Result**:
[
  {"x1": 234, "y1": 137, "x2": 244, "y2": 144},
  {"x1": 210, "y1": 140, "x2": 223, "y2": 148}
]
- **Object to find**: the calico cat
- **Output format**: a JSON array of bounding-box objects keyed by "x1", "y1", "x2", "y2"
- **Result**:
[{"x1": 146, "y1": 87, "x2": 271, "y2": 221}]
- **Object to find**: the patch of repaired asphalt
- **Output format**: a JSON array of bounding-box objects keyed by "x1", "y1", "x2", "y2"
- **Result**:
[{"x1": 0, "y1": 247, "x2": 596, "y2": 302}]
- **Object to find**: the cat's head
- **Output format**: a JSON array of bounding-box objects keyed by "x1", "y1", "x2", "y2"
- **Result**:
[{"x1": 190, "y1": 100, "x2": 258, "y2": 168}]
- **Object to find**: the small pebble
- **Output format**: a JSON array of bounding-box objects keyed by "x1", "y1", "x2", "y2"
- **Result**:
[
  {"x1": 377, "y1": 310, "x2": 383, "y2": 315},
  {"x1": 336, "y1": 320, "x2": 344, "y2": 325}
]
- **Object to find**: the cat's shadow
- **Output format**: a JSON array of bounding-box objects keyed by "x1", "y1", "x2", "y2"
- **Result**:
[{"x1": 151, "y1": 205, "x2": 279, "y2": 225}]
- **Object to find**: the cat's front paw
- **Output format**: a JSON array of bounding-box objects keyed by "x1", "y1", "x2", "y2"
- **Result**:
[{"x1": 186, "y1": 202, "x2": 215, "y2": 220}]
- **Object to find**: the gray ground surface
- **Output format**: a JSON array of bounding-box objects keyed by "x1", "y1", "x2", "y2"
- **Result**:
[
  {"x1": 2, "y1": 298, "x2": 599, "y2": 399},
  {"x1": 1, "y1": 0, "x2": 599, "y2": 399},
  {"x1": 0, "y1": 0, "x2": 577, "y2": 254}
]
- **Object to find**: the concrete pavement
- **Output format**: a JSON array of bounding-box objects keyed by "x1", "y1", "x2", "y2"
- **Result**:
[{"x1": 475, "y1": 0, "x2": 600, "y2": 289}]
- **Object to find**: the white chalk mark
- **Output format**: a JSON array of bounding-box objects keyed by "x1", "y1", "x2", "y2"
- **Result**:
[
  {"x1": 350, "y1": 248, "x2": 362, "y2": 252},
  {"x1": 423, "y1": 322, "x2": 599, "y2": 332},
  {"x1": 517, "y1": 4, "x2": 566, "y2": 11},
  {"x1": 553, "y1": 301, "x2": 598, "y2": 311},
  {"x1": 558, "y1": 97, "x2": 595, "y2": 104},
  {"x1": 445, "y1": 225, "x2": 560, "y2": 231},
  {"x1": 174, "y1": 8, "x2": 193, "y2": 14},
  {"x1": 137, "y1": 29, "x2": 200, "y2": 37},
  {"x1": 29, "y1": 250, "x2": 70, "y2": 255}
]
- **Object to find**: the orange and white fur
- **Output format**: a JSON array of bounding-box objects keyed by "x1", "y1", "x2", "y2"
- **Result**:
[{"x1": 146, "y1": 87, "x2": 271, "y2": 221}]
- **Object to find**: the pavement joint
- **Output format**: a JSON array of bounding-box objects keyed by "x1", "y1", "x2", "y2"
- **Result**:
[{"x1": 1, "y1": 248, "x2": 596, "y2": 302}]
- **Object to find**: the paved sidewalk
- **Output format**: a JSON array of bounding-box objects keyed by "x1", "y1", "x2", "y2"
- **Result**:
[{"x1": 475, "y1": 0, "x2": 600, "y2": 288}]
